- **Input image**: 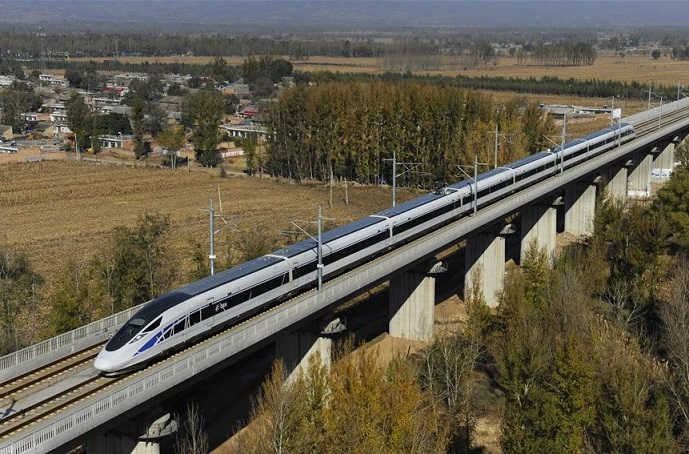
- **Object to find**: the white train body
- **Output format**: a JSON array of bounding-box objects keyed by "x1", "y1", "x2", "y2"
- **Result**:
[{"x1": 95, "y1": 122, "x2": 635, "y2": 374}]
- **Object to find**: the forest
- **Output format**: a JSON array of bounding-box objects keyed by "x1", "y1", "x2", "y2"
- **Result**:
[{"x1": 264, "y1": 81, "x2": 554, "y2": 184}]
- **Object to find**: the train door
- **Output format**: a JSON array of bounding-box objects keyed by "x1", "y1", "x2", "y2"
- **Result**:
[
  {"x1": 287, "y1": 260, "x2": 295, "y2": 291},
  {"x1": 206, "y1": 297, "x2": 215, "y2": 328}
]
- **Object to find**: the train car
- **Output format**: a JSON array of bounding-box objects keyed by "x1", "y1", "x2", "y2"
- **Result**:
[{"x1": 94, "y1": 122, "x2": 635, "y2": 375}]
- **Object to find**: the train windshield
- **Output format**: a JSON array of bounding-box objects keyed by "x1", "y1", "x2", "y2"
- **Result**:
[{"x1": 105, "y1": 317, "x2": 148, "y2": 351}]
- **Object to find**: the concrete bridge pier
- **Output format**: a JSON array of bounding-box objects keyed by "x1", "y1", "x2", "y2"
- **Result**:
[
  {"x1": 520, "y1": 199, "x2": 558, "y2": 265},
  {"x1": 653, "y1": 141, "x2": 675, "y2": 177},
  {"x1": 464, "y1": 224, "x2": 513, "y2": 307},
  {"x1": 601, "y1": 164, "x2": 628, "y2": 200},
  {"x1": 389, "y1": 261, "x2": 446, "y2": 341},
  {"x1": 276, "y1": 318, "x2": 346, "y2": 380},
  {"x1": 86, "y1": 412, "x2": 178, "y2": 454},
  {"x1": 627, "y1": 150, "x2": 653, "y2": 196},
  {"x1": 564, "y1": 180, "x2": 597, "y2": 236}
]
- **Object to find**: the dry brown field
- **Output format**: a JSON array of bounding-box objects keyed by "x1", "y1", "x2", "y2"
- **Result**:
[
  {"x1": 0, "y1": 159, "x2": 408, "y2": 285},
  {"x1": 76, "y1": 51, "x2": 689, "y2": 87}
]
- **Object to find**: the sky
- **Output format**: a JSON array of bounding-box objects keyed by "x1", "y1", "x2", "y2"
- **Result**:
[{"x1": 1, "y1": 1, "x2": 689, "y2": 30}]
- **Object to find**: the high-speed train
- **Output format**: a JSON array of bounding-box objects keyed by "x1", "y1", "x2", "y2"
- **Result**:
[{"x1": 94, "y1": 122, "x2": 635, "y2": 374}]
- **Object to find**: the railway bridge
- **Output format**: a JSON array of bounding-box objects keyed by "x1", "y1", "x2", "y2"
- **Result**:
[{"x1": 1, "y1": 98, "x2": 689, "y2": 453}]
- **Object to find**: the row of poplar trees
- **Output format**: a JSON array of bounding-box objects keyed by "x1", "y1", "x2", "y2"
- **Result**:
[{"x1": 266, "y1": 81, "x2": 555, "y2": 186}]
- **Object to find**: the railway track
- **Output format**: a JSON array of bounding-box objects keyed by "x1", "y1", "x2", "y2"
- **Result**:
[
  {"x1": 0, "y1": 343, "x2": 115, "y2": 440},
  {"x1": 634, "y1": 103, "x2": 689, "y2": 137},
  {"x1": 0, "y1": 343, "x2": 105, "y2": 404},
  {"x1": 0, "y1": 373, "x2": 127, "y2": 440}
]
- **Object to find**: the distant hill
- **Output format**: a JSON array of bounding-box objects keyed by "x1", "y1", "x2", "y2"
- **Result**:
[{"x1": 0, "y1": 1, "x2": 688, "y2": 34}]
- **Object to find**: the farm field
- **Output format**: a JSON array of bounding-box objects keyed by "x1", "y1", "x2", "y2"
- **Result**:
[
  {"x1": 76, "y1": 51, "x2": 689, "y2": 88},
  {"x1": 0, "y1": 160, "x2": 407, "y2": 286}
]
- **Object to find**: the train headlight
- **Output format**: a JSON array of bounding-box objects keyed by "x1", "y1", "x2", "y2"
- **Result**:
[{"x1": 129, "y1": 333, "x2": 146, "y2": 344}]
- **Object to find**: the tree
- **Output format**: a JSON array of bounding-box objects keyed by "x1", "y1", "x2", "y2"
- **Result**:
[
  {"x1": 123, "y1": 77, "x2": 164, "y2": 104},
  {"x1": 655, "y1": 167, "x2": 689, "y2": 249},
  {"x1": 236, "y1": 344, "x2": 448, "y2": 454},
  {"x1": 588, "y1": 321, "x2": 677, "y2": 453},
  {"x1": 145, "y1": 103, "x2": 167, "y2": 138},
  {"x1": 658, "y1": 258, "x2": 689, "y2": 445},
  {"x1": 167, "y1": 82, "x2": 187, "y2": 97},
  {"x1": 92, "y1": 112, "x2": 133, "y2": 136},
  {"x1": 187, "y1": 240, "x2": 211, "y2": 282},
  {"x1": 251, "y1": 76, "x2": 276, "y2": 98},
  {"x1": 185, "y1": 88, "x2": 225, "y2": 167},
  {"x1": 91, "y1": 126, "x2": 101, "y2": 154},
  {"x1": 224, "y1": 93, "x2": 240, "y2": 116},
  {"x1": 237, "y1": 229, "x2": 275, "y2": 262},
  {"x1": 1, "y1": 82, "x2": 43, "y2": 131},
  {"x1": 64, "y1": 68, "x2": 84, "y2": 89},
  {"x1": 521, "y1": 101, "x2": 555, "y2": 155},
  {"x1": 47, "y1": 259, "x2": 101, "y2": 334},
  {"x1": 233, "y1": 360, "x2": 311, "y2": 454},
  {"x1": 325, "y1": 348, "x2": 448, "y2": 454},
  {"x1": 134, "y1": 212, "x2": 175, "y2": 299},
  {"x1": 210, "y1": 56, "x2": 230, "y2": 83},
  {"x1": 98, "y1": 212, "x2": 175, "y2": 311},
  {"x1": 652, "y1": 49, "x2": 662, "y2": 60},
  {"x1": 175, "y1": 401, "x2": 209, "y2": 454},
  {"x1": 593, "y1": 197, "x2": 670, "y2": 330},
  {"x1": 130, "y1": 96, "x2": 147, "y2": 159},
  {"x1": 66, "y1": 91, "x2": 91, "y2": 154},
  {"x1": 243, "y1": 56, "x2": 293, "y2": 86},
  {"x1": 420, "y1": 330, "x2": 481, "y2": 452},
  {"x1": 243, "y1": 134, "x2": 259, "y2": 175},
  {"x1": 157, "y1": 125, "x2": 186, "y2": 169},
  {"x1": 419, "y1": 279, "x2": 489, "y2": 453},
  {"x1": 494, "y1": 247, "x2": 601, "y2": 454},
  {"x1": 493, "y1": 269, "x2": 553, "y2": 453},
  {"x1": 0, "y1": 245, "x2": 42, "y2": 354}
]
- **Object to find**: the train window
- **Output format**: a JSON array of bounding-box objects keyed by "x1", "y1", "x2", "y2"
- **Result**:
[
  {"x1": 201, "y1": 303, "x2": 215, "y2": 321},
  {"x1": 105, "y1": 317, "x2": 147, "y2": 351},
  {"x1": 227, "y1": 292, "x2": 247, "y2": 306},
  {"x1": 294, "y1": 261, "x2": 317, "y2": 279},
  {"x1": 391, "y1": 201, "x2": 457, "y2": 237},
  {"x1": 253, "y1": 274, "x2": 286, "y2": 296},
  {"x1": 142, "y1": 317, "x2": 162, "y2": 333},
  {"x1": 189, "y1": 310, "x2": 201, "y2": 326},
  {"x1": 173, "y1": 318, "x2": 186, "y2": 334},
  {"x1": 324, "y1": 230, "x2": 390, "y2": 266}
]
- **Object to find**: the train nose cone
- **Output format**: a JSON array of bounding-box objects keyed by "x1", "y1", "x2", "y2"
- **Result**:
[{"x1": 94, "y1": 355, "x2": 113, "y2": 373}]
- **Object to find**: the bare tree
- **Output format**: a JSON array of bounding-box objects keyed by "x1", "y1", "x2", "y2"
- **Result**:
[
  {"x1": 659, "y1": 259, "x2": 689, "y2": 439},
  {"x1": 233, "y1": 360, "x2": 308, "y2": 454},
  {"x1": 420, "y1": 329, "x2": 481, "y2": 452},
  {"x1": 175, "y1": 401, "x2": 209, "y2": 454}
]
